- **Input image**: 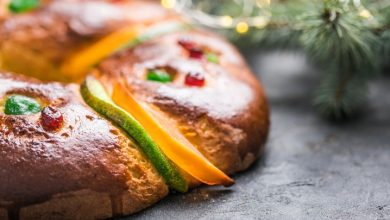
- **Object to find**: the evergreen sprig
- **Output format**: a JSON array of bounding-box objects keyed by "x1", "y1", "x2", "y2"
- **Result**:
[
  {"x1": 300, "y1": 0, "x2": 380, "y2": 119},
  {"x1": 217, "y1": 0, "x2": 390, "y2": 120}
]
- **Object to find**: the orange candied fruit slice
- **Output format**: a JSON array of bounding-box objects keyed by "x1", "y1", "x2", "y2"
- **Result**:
[{"x1": 112, "y1": 81, "x2": 234, "y2": 186}]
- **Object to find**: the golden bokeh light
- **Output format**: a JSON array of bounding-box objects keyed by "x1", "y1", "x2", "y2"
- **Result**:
[
  {"x1": 161, "y1": 0, "x2": 176, "y2": 9},
  {"x1": 236, "y1": 22, "x2": 249, "y2": 34},
  {"x1": 359, "y1": 9, "x2": 373, "y2": 19},
  {"x1": 220, "y1": 16, "x2": 233, "y2": 27}
]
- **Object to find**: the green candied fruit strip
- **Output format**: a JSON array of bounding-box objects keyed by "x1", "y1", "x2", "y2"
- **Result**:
[
  {"x1": 4, "y1": 95, "x2": 41, "y2": 115},
  {"x1": 80, "y1": 76, "x2": 188, "y2": 193},
  {"x1": 206, "y1": 52, "x2": 219, "y2": 64},
  {"x1": 8, "y1": 0, "x2": 39, "y2": 13},
  {"x1": 146, "y1": 70, "x2": 172, "y2": 83}
]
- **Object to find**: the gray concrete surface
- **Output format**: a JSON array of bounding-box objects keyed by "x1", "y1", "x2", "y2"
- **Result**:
[{"x1": 127, "y1": 50, "x2": 390, "y2": 220}]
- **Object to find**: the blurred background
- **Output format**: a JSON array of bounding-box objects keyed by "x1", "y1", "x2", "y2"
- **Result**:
[{"x1": 161, "y1": 0, "x2": 390, "y2": 121}]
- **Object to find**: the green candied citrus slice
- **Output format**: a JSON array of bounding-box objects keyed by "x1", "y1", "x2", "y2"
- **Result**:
[
  {"x1": 112, "y1": 81, "x2": 234, "y2": 186},
  {"x1": 146, "y1": 69, "x2": 173, "y2": 83},
  {"x1": 206, "y1": 52, "x2": 219, "y2": 64},
  {"x1": 8, "y1": 0, "x2": 39, "y2": 13},
  {"x1": 4, "y1": 95, "x2": 41, "y2": 115},
  {"x1": 80, "y1": 75, "x2": 188, "y2": 192}
]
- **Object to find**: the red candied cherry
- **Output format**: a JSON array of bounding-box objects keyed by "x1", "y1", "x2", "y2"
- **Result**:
[
  {"x1": 41, "y1": 106, "x2": 64, "y2": 131},
  {"x1": 178, "y1": 38, "x2": 204, "y2": 60},
  {"x1": 188, "y1": 47, "x2": 204, "y2": 60},
  {"x1": 178, "y1": 38, "x2": 196, "y2": 50},
  {"x1": 185, "y1": 72, "x2": 205, "y2": 87}
]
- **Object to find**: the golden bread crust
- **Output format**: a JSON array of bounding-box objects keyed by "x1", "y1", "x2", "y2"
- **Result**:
[
  {"x1": 0, "y1": 73, "x2": 168, "y2": 219},
  {"x1": 0, "y1": 0, "x2": 178, "y2": 82},
  {"x1": 96, "y1": 30, "x2": 269, "y2": 174},
  {"x1": 18, "y1": 188, "x2": 167, "y2": 220}
]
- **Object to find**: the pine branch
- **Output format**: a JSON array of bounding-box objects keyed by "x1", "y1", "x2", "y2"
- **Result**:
[
  {"x1": 300, "y1": 0, "x2": 379, "y2": 119},
  {"x1": 300, "y1": 2, "x2": 379, "y2": 71}
]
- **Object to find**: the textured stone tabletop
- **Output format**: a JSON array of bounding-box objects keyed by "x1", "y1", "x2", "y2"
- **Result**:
[{"x1": 127, "y1": 50, "x2": 390, "y2": 220}]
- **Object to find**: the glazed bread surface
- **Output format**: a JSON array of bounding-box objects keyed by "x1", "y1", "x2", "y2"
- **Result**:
[
  {"x1": 0, "y1": 0, "x2": 178, "y2": 82},
  {"x1": 0, "y1": 73, "x2": 168, "y2": 220}
]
